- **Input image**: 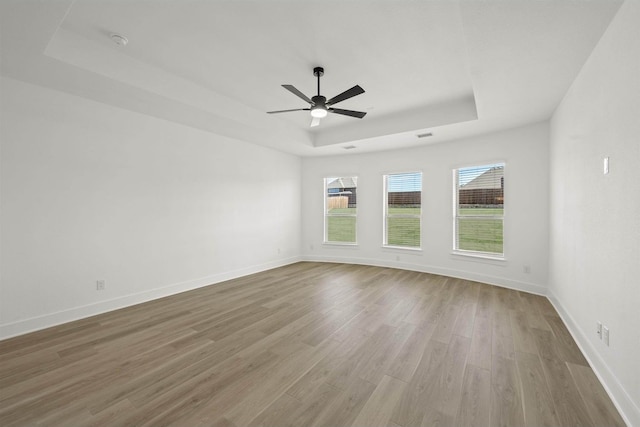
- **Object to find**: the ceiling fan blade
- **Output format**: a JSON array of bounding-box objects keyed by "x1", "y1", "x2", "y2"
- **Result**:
[
  {"x1": 328, "y1": 108, "x2": 367, "y2": 119},
  {"x1": 282, "y1": 85, "x2": 313, "y2": 104},
  {"x1": 310, "y1": 117, "x2": 321, "y2": 127},
  {"x1": 267, "y1": 108, "x2": 310, "y2": 114},
  {"x1": 326, "y1": 85, "x2": 365, "y2": 106}
]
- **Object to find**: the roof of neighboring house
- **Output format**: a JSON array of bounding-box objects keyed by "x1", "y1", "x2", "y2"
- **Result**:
[
  {"x1": 327, "y1": 177, "x2": 357, "y2": 189},
  {"x1": 461, "y1": 166, "x2": 504, "y2": 190}
]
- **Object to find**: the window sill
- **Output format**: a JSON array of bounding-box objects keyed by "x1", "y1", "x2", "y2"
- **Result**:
[
  {"x1": 382, "y1": 245, "x2": 423, "y2": 253},
  {"x1": 450, "y1": 250, "x2": 506, "y2": 264},
  {"x1": 323, "y1": 242, "x2": 359, "y2": 248}
]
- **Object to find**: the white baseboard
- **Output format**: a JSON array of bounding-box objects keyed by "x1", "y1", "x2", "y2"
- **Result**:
[
  {"x1": 301, "y1": 254, "x2": 547, "y2": 295},
  {"x1": 548, "y1": 291, "x2": 639, "y2": 427},
  {"x1": 0, "y1": 256, "x2": 302, "y2": 341}
]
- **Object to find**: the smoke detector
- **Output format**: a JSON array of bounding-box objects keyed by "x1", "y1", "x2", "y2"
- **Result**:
[{"x1": 110, "y1": 33, "x2": 129, "y2": 46}]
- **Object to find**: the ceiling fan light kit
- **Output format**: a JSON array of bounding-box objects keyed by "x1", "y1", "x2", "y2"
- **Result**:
[
  {"x1": 310, "y1": 103, "x2": 328, "y2": 118},
  {"x1": 309, "y1": 68, "x2": 329, "y2": 118},
  {"x1": 267, "y1": 66, "x2": 366, "y2": 127}
]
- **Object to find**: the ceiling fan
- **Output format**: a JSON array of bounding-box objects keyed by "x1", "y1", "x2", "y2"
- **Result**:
[{"x1": 267, "y1": 67, "x2": 366, "y2": 127}]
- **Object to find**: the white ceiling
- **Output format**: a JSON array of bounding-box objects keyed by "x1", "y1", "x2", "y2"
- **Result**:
[{"x1": 0, "y1": 0, "x2": 622, "y2": 156}]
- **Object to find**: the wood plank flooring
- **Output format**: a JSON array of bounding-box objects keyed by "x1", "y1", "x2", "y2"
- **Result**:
[{"x1": 0, "y1": 262, "x2": 626, "y2": 426}]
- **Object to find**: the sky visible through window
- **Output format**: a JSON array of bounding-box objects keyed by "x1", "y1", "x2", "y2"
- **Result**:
[
  {"x1": 387, "y1": 172, "x2": 422, "y2": 192},
  {"x1": 458, "y1": 163, "x2": 502, "y2": 186},
  {"x1": 329, "y1": 168, "x2": 500, "y2": 192}
]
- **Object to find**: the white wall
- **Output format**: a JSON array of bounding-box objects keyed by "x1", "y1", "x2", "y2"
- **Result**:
[
  {"x1": 0, "y1": 77, "x2": 301, "y2": 339},
  {"x1": 549, "y1": 1, "x2": 640, "y2": 425},
  {"x1": 301, "y1": 122, "x2": 549, "y2": 294}
]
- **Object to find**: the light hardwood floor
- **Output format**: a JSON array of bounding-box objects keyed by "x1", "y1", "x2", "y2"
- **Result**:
[{"x1": 0, "y1": 262, "x2": 626, "y2": 426}]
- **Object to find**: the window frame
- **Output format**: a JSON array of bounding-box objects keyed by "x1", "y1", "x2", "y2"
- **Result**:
[
  {"x1": 452, "y1": 163, "x2": 505, "y2": 259},
  {"x1": 383, "y1": 171, "x2": 423, "y2": 250},
  {"x1": 324, "y1": 176, "x2": 358, "y2": 245}
]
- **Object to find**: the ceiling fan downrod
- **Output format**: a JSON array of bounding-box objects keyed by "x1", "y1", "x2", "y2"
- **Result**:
[
  {"x1": 313, "y1": 67, "x2": 324, "y2": 96},
  {"x1": 311, "y1": 67, "x2": 327, "y2": 118}
]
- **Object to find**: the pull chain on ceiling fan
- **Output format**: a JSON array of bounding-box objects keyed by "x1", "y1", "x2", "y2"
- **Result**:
[{"x1": 267, "y1": 67, "x2": 366, "y2": 127}]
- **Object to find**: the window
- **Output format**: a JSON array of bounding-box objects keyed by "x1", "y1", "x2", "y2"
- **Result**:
[
  {"x1": 324, "y1": 177, "x2": 357, "y2": 244},
  {"x1": 384, "y1": 172, "x2": 422, "y2": 248},
  {"x1": 454, "y1": 163, "x2": 505, "y2": 257}
]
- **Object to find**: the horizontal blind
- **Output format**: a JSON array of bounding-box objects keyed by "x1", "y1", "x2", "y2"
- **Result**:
[
  {"x1": 325, "y1": 176, "x2": 357, "y2": 243},
  {"x1": 455, "y1": 164, "x2": 504, "y2": 255},
  {"x1": 385, "y1": 172, "x2": 422, "y2": 248}
]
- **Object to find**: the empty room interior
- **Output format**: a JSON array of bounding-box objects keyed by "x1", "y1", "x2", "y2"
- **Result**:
[{"x1": 1, "y1": 1, "x2": 639, "y2": 426}]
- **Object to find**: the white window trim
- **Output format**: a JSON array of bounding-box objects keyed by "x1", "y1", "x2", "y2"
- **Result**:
[
  {"x1": 382, "y1": 245, "x2": 423, "y2": 252},
  {"x1": 383, "y1": 171, "x2": 422, "y2": 250},
  {"x1": 451, "y1": 249, "x2": 506, "y2": 262},
  {"x1": 324, "y1": 176, "x2": 358, "y2": 244},
  {"x1": 452, "y1": 163, "x2": 505, "y2": 259},
  {"x1": 323, "y1": 242, "x2": 359, "y2": 248}
]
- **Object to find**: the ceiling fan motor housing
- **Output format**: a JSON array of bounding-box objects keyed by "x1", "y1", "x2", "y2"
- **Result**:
[{"x1": 312, "y1": 95, "x2": 326, "y2": 107}]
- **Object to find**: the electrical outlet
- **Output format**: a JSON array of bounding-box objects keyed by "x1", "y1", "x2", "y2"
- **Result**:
[
  {"x1": 523, "y1": 265, "x2": 531, "y2": 274},
  {"x1": 96, "y1": 280, "x2": 106, "y2": 291},
  {"x1": 603, "y1": 326, "x2": 610, "y2": 346},
  {"x1": 596, "y1": 321, "x2": 602, "y2": 339},
  {"x1": 604, "y1": 157, "x2": 610, "y2": 175}
]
